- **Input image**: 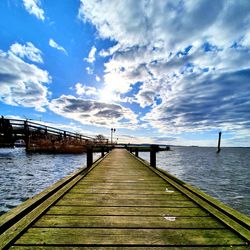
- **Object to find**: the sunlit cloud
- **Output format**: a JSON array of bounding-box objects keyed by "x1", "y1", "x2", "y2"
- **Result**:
[
  {"x1": 23, "y1": 0, "x2": 45, "y2": 20},
  {"x1": 49, "y1": 39, "x2": 68, "y2": 55},
  {"x1": 10, "y1": 42, "x2": 43, "y2": 63},
  {"x1": 84, "y1": 46, "x2": 97, "y2": 63},
  {"x1": 79, "y1": 0, "x2": 250, "y2": 138},
  {"x1": 0, "y1": 44, "x2": 51, "y2": 112}
]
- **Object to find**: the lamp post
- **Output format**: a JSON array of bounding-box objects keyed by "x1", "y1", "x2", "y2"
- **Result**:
[{"x1": 111, "y1": 128, "x2": 116, "y2": 144}]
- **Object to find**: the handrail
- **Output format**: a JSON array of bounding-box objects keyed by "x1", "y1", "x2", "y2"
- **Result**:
[{"x1": 1, "y1": 117, "x2": 94, "y2": 140}]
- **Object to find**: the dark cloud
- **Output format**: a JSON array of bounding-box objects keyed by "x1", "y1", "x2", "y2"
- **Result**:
[
  {"x1": 144, "y1": 69, "x2": 250, "y2": 131},
  {"x1": 49, "y1": 95, "x2": 137, "y2": 127}
]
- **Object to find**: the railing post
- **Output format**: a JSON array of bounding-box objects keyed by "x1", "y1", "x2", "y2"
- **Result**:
[
  {"x1": 24, "y1": 120, "x2": 29, "y2": 145},
  {"x1": 87, "y1": 146, "x2": 93, "y2": 168},
  {"x1": 150, "y1": 145, "x2": 157, "y2": 168}
]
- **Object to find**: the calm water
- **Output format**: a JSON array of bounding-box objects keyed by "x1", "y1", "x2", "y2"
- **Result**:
[
  {"x1": 140, "y1": 147, "x2": 250, "y2": 216},
  {"x1": 0, "y1": 147, "x2": 249, "y2": 217},
  {"x1": 0, "y1": 148, "x2": 101, "y2": 215}
]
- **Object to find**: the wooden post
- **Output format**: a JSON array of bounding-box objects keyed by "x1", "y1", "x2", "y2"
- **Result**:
[
  {"x1": 217, "y1": 132, "x2": 222, "y2": 153},
  {"x1": 101, "y1": 146, "x2": 105, "y2": 157},
  {"x1": 150, "y1": 145, "x2": 157, "y2": 168},
  {"x1": 135, "y1": 147, "x2": 138, "y2": 157},
  {"x1": 87, "y1": 146, "x2": 93, "y2": 168},
  {"x1": 24, "y1": 120, "x2": 29, "y2": 145}
]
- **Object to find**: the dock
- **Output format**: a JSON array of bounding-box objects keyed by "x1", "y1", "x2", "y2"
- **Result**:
[{"x1": 1, "y1": 148, "x2": 249, "y2": 248}]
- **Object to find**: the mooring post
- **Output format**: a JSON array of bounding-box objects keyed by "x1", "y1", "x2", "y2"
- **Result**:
[
  {"x1": 150, "y1": 145, "x2": 157, "y2": 168},
  {"x1": 87, "y1": 146, "x2": 93, "y2": 168},
  {"x1": 217, "y1": 132, "x2": 222, "y2": 153}
]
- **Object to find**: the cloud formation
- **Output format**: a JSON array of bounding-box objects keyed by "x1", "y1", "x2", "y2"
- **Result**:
[
  {"x1": 49, "y1": 95, "x2": 138, "y2": 128},
  {"x1": 49, "y1": 39, "x2": 67, "y2": 55},
  {"x1": 0, "y1": 45, "x2": 50, "y2": 112},
  {"x1": 84, "y1": 46, "x2": 97, "y2": 63},
  {"x1": 23, "y1": 0, "x2": 45, "y2": 20},
  {"x1": 79, "y1": 0, "x2": 250, "y2": 134},
  {"x1": 75, "y1": 83, "x2": 98, "y2": 97},
  {"x1": 10, "y1": 42, "x2": 43, "y2": 63}
]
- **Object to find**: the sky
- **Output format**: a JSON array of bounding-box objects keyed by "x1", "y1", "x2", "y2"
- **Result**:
[{"x1": 0, "y1": 0, "x2": 250, "y2": 146}]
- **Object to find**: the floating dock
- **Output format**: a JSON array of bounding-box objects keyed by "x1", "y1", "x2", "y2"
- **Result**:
[{"x1": 0, "y1": 149, "x2": 249, "y2": 248}]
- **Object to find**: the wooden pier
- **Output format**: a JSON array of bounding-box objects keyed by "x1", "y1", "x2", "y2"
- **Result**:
[{"x1": 0, "y1": 149, "x2": 249, "y2": 248}]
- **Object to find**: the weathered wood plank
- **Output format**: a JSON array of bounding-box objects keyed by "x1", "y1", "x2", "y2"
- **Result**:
[
  {"x1": 69, "y1": 188, "x2": 176, "y2": 194},
  {"x1": 47, "y1": 205, "x2": 209, "y2": 216},
  {"x1": 57, "y1": 198, "x2": 197, "y2": 207},
  {"x1": 34, "y1": 215, "x2": 224, "y2": 229},
  {"x1": 10, "y1": 246, "x2": 250, "y2": 250},
  {"x1": 46, "y1": 206, "x2": 210, "y2": 216},
  {"x1": 15, "y1": 228, "x2": 245, "y2": 246},
  {"x1": 63, "y1": 193, "x2": 188, "y2": 201}
]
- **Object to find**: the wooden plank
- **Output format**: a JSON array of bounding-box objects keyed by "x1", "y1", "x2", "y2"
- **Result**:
[
  {"x1": 69, "y1": 188, "x2": 177, "y2": 194},
  {"x1": 15, "y1": 228, "x2": 245, "y2": 246},
  {"x1": 62, "y1": 193, "x2": 188, "y2": 201},
  {"x1": 34, "y1": 215, "x2": 224, "y2": 229},
  {"x1": 10, "y1": 246, "x2": 250, "y2": 250},
  {"x1": 46, "y1": 206, "x2": 210, "y2": 217},
  {"x1": 57, "y1": 198, "x2": 197, "y2": 207}
]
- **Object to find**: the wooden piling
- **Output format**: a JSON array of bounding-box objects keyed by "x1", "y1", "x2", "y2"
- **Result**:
[
  {"x1": 217, "y1": 132, "x2": 222, "y2": 153},
  {"x1": 135, "y1": 147, "x2": 139, "y2": 157},
  {"x1": 101, "y1": 146, "x2": 105, "y2": 157},
  {"x1": 86, "y1": 146, "x2": 93, "y2": 168},
  {"x1": 150, "y1": 145, "x2": 157, "y2": 168}
]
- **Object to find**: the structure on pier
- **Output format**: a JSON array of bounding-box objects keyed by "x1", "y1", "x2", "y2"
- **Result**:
[
  {"x1": 0, "y1": 117, "x2": 107, "y2": 153},
  {"x1": 0, "y1": 148, "x2": 249, "y2": 248}
]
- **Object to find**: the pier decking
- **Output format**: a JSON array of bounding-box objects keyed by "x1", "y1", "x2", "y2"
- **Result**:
[{"x1": 0, "y1": 149, "x2": 249, "y2": 248}]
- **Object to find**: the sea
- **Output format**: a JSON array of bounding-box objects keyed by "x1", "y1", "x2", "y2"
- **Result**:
[{"x1": 0, "y1": 146, "x2": 249, "y2": 217}]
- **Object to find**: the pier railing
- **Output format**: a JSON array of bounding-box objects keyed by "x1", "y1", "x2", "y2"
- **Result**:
[{"x1": 0, "y1": 117, "x2": 113, "y2": 152}]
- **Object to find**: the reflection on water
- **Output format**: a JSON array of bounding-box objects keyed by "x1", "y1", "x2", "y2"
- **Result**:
[
  {"x1": 140, "y1": 147, "x2": 250, "y2": 216},
  {"x1": 0, "y1": 148, "x2": 101, "y2": 215}
]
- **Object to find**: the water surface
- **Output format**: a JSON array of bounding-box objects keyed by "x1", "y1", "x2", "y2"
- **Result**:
[
  {"x1": 140, "y1": 147, "x2": 250, "y2": 216},
  {"x1": 0, "y1": 148, "x2": 100, "y2": 215}
]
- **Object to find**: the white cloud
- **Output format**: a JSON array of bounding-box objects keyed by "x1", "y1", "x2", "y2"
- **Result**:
[
  {"x1": 79, "y1": 0, "x2": 250, "y2": 138},
  {"x1": 10, "y1": 42, "x2": 43, "y2": 63},
  {"x1": 0, "y1": 45, "x2": 51, "y2": 112},
  {"x1": 23, "y1": 0, "x2": 45, "y2": 20},
  {"x1": 84, "y1": 46, "x2": 97, "y2": 63},
  {"x1": 75, "y1": 83, "x2": 98, "y2": 97},
  {"x1": 85, "y1": 66, "x2": 93, "y2": 75},
  {"x1": 49, "y1": 95, "x2": 138, "y2": 128},
  {"x1": 95, "y1": 75, "x2": 101, "y2": 82},
  {"x1": 49, "y1": 39, "x2": 67, "y2": 55}
]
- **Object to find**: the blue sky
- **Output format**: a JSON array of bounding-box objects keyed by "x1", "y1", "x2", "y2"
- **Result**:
[{"x1": 0, "y1": 0, "x2": 250, "y2": 146}]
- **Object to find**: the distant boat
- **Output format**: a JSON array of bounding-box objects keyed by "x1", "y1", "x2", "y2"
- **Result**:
[{"x1": 14, "y1": 139, "x2": 26, "y2": 147}]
